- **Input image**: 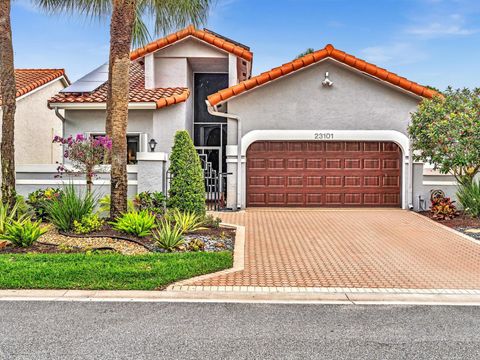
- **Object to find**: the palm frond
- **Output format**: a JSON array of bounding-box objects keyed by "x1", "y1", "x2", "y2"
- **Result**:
[{"x1": 33, "y1": 0, "x2": 112, "y2": 17}]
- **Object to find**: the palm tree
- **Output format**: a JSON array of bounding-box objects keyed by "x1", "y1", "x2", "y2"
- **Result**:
[
  {"x1": 0, "y1": 0, "x2": 17, "y2": 207},
  {"x1": 296, "y1": 48, "x2": 315, "y2": 59},
  {"x1": 37, "y1": 0, "x2": 212, "y2": 218}
]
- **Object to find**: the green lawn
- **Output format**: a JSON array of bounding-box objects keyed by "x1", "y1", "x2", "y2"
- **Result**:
[{"x1": 0, "y1": 252, "x2": 232, "y2": 290}]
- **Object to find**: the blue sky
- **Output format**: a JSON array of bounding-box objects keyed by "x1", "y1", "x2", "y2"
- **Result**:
[{"x1": 11, "y1": 0, "x2": 480, "y2": 89}]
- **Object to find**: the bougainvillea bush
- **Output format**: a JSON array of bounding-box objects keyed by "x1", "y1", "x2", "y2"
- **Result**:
[
  {"x1": 408, "y1": 87, "x2": 480, "y2": 185},
  {"x1": 53, "y1": 134, "x2": 112, "y2": 193}
]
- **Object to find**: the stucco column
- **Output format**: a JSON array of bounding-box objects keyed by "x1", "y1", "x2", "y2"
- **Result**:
[{"x1": 136, "y1": 152, "x2": 168, "y2": 194}]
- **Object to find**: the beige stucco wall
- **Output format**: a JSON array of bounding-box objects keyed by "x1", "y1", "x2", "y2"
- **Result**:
[{"x1": 0, "y1": 78, "x2": 66, "y2": 164}]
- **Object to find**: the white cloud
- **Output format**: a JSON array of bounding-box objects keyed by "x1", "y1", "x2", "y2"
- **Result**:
[
  {"x1": 406, "y1": 13, "x2": 478, "y2": 38},
  {"x1": 360, "y1": 43, "x2": 427, "y2": 67}
]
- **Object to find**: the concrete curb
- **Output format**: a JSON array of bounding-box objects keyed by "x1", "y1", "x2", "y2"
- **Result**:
[
  {"x1": 166, "y1": 223, "x2": 245, "y2": 290},
  {"x1": 1, "y1": 289, "x2": 480, "y2": 305}
]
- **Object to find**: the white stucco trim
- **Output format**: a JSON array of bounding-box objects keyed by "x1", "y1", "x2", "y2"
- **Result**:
[
  {"x1": 48, "y1": 102, "x2": 157, "y2": 110},
  {"x1": 234, "y1": 129, "x2": 411, "y2": 209},
  {"x1": 16, "y1": 76, "x2": 70, "y2": 103},
  {"x1": 16, "y1": 164, "x2": 139, "y2": 173},
  {"x1": 136, "y1": 152, "x2": 168, "y2": 161}
]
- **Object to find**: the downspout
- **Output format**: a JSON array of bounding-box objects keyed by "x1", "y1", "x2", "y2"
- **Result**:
[
  {"x1": 408, "y1": 141, "x2": 414, "y2": 210},
  {"x1": 54, "y1": 106, "x2": 66, "y2": 161},
  {"x1": 206, "y1": 101, "x2": 242, "y2": 210}
]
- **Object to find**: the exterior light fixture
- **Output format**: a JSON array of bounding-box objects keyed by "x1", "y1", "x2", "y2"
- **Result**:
[
  {"x1": 149, "y1": 138, "x2": 157, "y2": 152},
  {"x1": 322, "y1": 72, "x2": 333, "y2": 87}
]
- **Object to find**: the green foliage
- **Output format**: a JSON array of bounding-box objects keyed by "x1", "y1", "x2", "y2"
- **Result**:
[
  {"x1": 110, "y1": 210, "x2": 156, "y2": 237},
  {"x1": 408, "y1": 87, "x2": 480, "y2": 185},
  {"x1": 45, "y1": 185, "x2": 95, "y2": 232},
  {"x1": 0, "y1": 201, "x2": 28, "y2": 236},
  {"x1": 167, "y1": 131, "x2": 205, "y2": 215},
  {"x1": 169, "y1": 208, "x2": 206, "y2": 234},
  {"x1": 73, "y1": 213, "x2": 105, "y2": 234},
  {"x1": 98, "y1": 194, "x2": 134, "y2": 217},
  {"x1": 27, "y1": 188, "x2": 64, "y2": 221},
  {"x1": 187, "y1": 238, "x2": 205, "y2": 252},
  {"x1": 203, "y1": 214, "x2": 222, "y2": 229},
  {"x1": 133, "y1": 191, "x2": 166, "y2": 215},
  {"x1": 457, "y1": 180, "x2": 480, "y2": 218},
  {"x1": 296, "y1": 47, "x2": 315, "y2": 59},
  {"x1": 430, "y1": 194, "x2": 458, "y2": 220},
  {"x1": 1, "y1": 218, "x2": 49, "y2": 247},
  {"x1": 153, "y1": 219, "x2": 185, "y2": 251}
]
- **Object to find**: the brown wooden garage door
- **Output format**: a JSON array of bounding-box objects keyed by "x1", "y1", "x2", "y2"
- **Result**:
[{"x1": 246, "y1": 141, "x2": 402, "y2": 207}]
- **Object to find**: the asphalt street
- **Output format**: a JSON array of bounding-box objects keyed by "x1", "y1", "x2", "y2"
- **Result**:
[{"x1": 1, "y1": 301, "x2": 479, "y2": 359}]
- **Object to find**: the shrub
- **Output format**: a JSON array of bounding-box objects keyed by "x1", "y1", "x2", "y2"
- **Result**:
[
  {"x1": 73, "y1": 213, "x2": 104, "y2": 234},
  {"x1": 133, "y1": 191, "x2": 166, "y2": 215},
  {"x1": 167, "y1": 131, "x2": 205, "y2": 215},
  {"x1": 153, "y1": 219, "x2": 184, "y2": 251},
  {"x1": 98, "y1": 194, "x2": 134, "y2": 217},
  {"x1": 1, "y1": 218, "x2": 49, "y2": 247},
  {"x1": 27, "y1": 188, "x2": 63, "y2": 221},
  {"x1": 203, "y1": 214, "x2": 222, "y2": 229},
  {"x1": 457, "y1": 180, "x2": 480, "y2": 218},
  {"x1": 430, "y1": 194, "x2": 459, "y2": 220},
  {"x1": 0, "y1": 201, "x2": 28, "y2": 236},
  {"x1": 169, "y1": 208, "x2": 206, "y2": 234},
  {"x1": 110, "y1": 210, "x2": 156, "y2": 237},
  {"x1": 45, "y1": 184, "x2": 96, "y2": 232}
]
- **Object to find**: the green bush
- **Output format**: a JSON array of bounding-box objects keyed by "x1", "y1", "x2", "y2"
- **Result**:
[
  {"x1": 457, "y1": 180, "x2": 480, "y2": 218},
  {"x1": 27, "y1": 188, "x2": 64, "y2": 221},
  {"x1": 1, "y1": 218, "x2": 49, "y2": 247},
  {"x1": 133, "y1": 191, "x2": 166, "y2": 215},
  {"x1": 98, "y1": 195, "x2": 135, "y2": 217},
  {"x1": 153, "y1": 219, "x2": 184, "y2": 251},
  {"x1": 203, "y1": 214, "x2": 222, "y2": 229},
  {"x1": 168, "y1": 208, "x2": 206, "y2": 234},
  {"x1": 0, "y1": 201, "x2": 28, "y2": 236},
  {"x1": 167, "y1": 131, "x2": 205, "y2": 215},
  {"x1": 110, "y1": 210, "x2": 156, "y2": 237},
  {"x1": 45, "y1": 184, "x2": 95, "y2": 232},
  {"x1": 73, "y1": 213, "x2": 104, "y2": 234}
]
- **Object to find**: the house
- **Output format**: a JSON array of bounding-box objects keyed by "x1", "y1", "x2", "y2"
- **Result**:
[
  {"x1": 0, "y1": 69, "x2": 69, "y2": 164},
  {"x1": 47, "y1": 26, "x2": 454, "y2": 211}
]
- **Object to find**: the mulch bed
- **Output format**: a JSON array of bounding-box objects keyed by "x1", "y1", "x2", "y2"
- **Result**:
[
  {"x1": 419, "y1": 211, "x2": 480, "y2": 228},
  {"x1": 60, "y1": 224, "x2": 236, "y2": 252},
  {"x1": 0, "y1": 223, "x2": 236, "y2": 255}
]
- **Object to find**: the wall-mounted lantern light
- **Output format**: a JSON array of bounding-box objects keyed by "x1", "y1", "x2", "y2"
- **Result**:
[{"x1": 149, "y1": 138, "x2": 157, "y2": 152}]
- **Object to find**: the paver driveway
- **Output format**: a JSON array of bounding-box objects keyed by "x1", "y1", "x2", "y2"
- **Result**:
[{"x1": 190, "y1": 209, "x2": 480, "y2": 289}]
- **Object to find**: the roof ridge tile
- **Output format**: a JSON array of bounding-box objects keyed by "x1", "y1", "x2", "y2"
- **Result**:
[{"x1": 207, "y1": 44, "x2": 439, "y2": 106}]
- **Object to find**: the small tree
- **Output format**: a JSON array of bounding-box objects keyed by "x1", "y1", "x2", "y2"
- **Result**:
[
  {"x1": 53, "y1": 134, "x2": 112, "y2": 193},
  {"x1": 168, "y1": 131, "x2": 205, "y2": 215},
  {"x1": 408, "y1": 87, "x2": 480, "y2": 185}
]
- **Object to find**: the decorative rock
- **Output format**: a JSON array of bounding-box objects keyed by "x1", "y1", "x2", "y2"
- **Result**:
[
  {"x1": 0, "y1": 240, "x2": 9, "y2": 249},
  {"x1": 465, "y1": 228, "x2": 480, "y2": 234}
]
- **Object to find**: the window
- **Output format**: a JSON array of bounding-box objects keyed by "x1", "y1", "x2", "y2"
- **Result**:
[{"x1": 89, "y1": 133, "x2": 141, "y2": 165}]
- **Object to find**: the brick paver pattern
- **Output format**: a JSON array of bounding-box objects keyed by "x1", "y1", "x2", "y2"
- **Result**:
[{"x1": 190, "y1": 209, "x2": 480, "y2": 289}]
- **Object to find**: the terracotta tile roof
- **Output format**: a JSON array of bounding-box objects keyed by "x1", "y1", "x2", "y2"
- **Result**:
[
  {"x1": 0, "y1": 69, "x2": 67, "y2": 105},
  {"x1": 130, "y1": 25, "x2": 253, "y2": 62},
  {"x1": 207, "y1": 44, "x2": 439, "y2": 106},
  {"x1": 48, "y1": 62, "x2": 190, "y2": 109}
]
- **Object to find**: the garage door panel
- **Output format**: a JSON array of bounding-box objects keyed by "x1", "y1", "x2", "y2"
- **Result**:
[{"x1": 247, "y1": 141, "x2": 401, "y2": 207}]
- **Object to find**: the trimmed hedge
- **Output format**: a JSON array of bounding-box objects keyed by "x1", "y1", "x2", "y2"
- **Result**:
[{"x1": 167, "y1": 131, "x2": 205, "y2": 214}]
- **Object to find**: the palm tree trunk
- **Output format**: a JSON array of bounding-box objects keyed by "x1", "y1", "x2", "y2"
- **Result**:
[
  {"x1": 107, "y1": 0, "x2": 136, "y2": 218},
  {"x1": 0, "y1": 0, "x2": 16, "y2": 207}
]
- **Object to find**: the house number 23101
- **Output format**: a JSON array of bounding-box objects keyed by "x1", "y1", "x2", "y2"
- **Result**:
[{"x1": 314, "y1": 133, "x2": 334, "y2": 140}]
